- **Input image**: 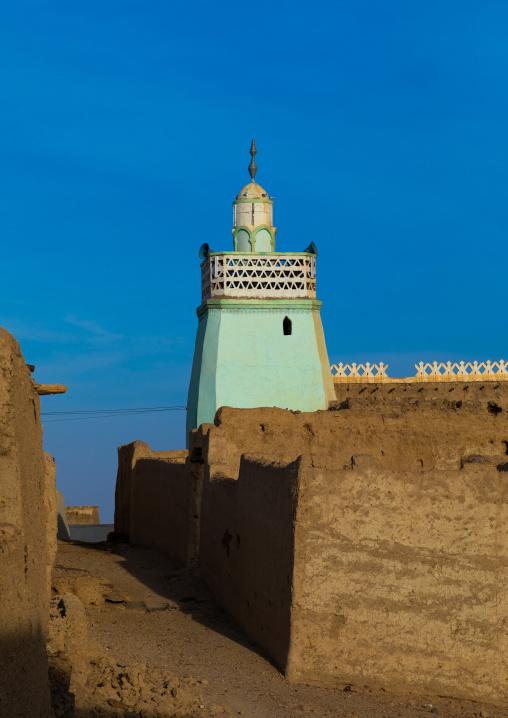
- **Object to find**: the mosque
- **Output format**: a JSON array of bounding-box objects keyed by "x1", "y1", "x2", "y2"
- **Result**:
[
  {"x1": 186, "y1": 141, "x2": 335, "y2": 438},
  {"x1": 115, "y1": 143, "x2": 508, "y2": 707}
]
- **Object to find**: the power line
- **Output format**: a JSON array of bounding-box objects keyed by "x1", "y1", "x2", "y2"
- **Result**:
[
  {"x1": 41, "y1": 405, "x2": 186, "y2": 423},
  {"x1": 42, "y1": 406, "x2": 186, "y2": 415}
]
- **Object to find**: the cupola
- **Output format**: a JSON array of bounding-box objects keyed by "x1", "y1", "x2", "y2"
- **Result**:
[{"x1": 232, "y1": 140, "x2": 276, "y2": 253}]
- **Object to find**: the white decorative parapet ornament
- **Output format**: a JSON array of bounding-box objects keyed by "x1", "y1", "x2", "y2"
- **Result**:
[
  {"x1": 331, "y1": 362, "x2": 389, "y2": 383},
  {"x1": 330, "y1": 359, "x2": 508, "y2": 382},
  {"x1": 414, "y1": 360, "x2": 508, "y2": 381}
]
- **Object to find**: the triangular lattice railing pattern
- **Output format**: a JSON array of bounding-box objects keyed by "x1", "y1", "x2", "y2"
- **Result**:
[{"x1": 201, "y1": 253, "x2": 316, "y2": 300}]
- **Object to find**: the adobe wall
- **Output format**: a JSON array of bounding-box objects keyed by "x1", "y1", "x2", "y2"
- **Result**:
[
  {"x1": 44, "y1": 452, "x2": 58, "y2": 598},
  {"x1": 119, "y1": 382, "x2": 508, "y2": 562},
  {"x1": 130, "y1": 454, "x2": 194, "y2": 565},
  {"x1": 333, "y1": 377, "x2": 508, "y2": 409},
  {"x1": 56, "y1": 490, "x2": 71, "y2": 540},
  {"x1": 0, "y1": 328, "x2": 51, "y2": 717},
  {"x1": 196, "y1": 402, "x2": 508, "y2": 705},
  {"x1": 116, "y1": 388, "x2": 508, "y2": 704},
  {"x1": 115, "y1": 441, "x2": 194, "y2": 564},
  {"x1": 287, "y1": 453, "x2": 508, "y2": 704},
  {"x1": 114, "y1": 440, "x2": 153, "y2": 536},
  {"x1": 208, "y1": 397, "x2": 508, "y2": 476},
  {"x1": 199, "y1": 454, "x2": 299, "y2": 668},
  {"x1": 66, "y1": 504, "x2": 100, "y2": 524},
  {"x1": 114, "y1": 440, "x2": 185, "y2": 537}
]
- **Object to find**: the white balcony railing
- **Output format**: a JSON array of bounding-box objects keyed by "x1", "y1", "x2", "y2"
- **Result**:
[{"x1": 201, "y1": 253, "x2": 316, "y2": 301}]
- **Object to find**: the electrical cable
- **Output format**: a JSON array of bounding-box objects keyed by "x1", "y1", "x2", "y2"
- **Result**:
[{"x1": 41, "y1": 405, "x2": 186, "y2": 422}]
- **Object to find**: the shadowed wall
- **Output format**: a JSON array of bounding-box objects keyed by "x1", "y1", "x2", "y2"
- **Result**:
[
  {"x1": 0, "y1": 328, "x2": 52, "y2": 717},
  {"x1": 114, "y1": 441, "x2": 193, "y2": 565}
]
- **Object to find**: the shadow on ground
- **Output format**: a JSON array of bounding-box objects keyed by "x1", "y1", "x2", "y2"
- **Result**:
[{"x1": 66, "y1": 537, "x2": 273, "y2": 664}]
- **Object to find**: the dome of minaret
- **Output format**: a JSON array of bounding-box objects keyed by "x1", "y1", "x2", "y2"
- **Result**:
[
  {"x1": 232, "y1": 140, "x2": 277, "y2": 253},
  {"x1": 235, "y1": 181, "x2": 270, "y2": 200}
]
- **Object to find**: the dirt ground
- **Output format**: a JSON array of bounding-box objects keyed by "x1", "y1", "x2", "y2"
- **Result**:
[{"x1": 53, "y1": 539, "x2": 507, "y2": 718}]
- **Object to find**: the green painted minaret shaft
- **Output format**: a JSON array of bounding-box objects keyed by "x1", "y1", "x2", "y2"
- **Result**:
[{"x1": 186, "y1": 142, "x2": 334, "y2": 442}]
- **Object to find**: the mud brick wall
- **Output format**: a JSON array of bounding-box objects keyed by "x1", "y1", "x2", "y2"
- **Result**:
[
  {"x1": 0, "y1": 328, "x2": 51, "y2": 717},
  {"x1": 288, "y1": 454, "x2": 508, "y2": 705},
  {"x1": 116, "y1": 396, "x2": 508, "y2": 704},
  {"x1": 130, "y1": 454, "x2": 194, "y2": 565},
  {"x1": 44, "y1": 452, "x2": 58, "y2": 598},
  {"x1": 114, "y1": 441, "x2": 186, "y2": 538},
  {"x1": 66, "y1": 504, "x2": 100, "y2": 524},
  {"x1": 116, "y1": 437, "x2": 213, "y2": 565},
  {"x1": 199, "y1": 454, "x2": 300, "y2": 668},
  {"x1": 114, "y1": 440, "x2": 155, "y2": 536},
  {"x1": 333, "y1": 378, "x2": 508, "y2": 411},
  {"x1": 196, "y1": 404, "x2": 508, "y2": 706},
  {"x1": 207, "y1": 402, "x2": 508, "y2": 476},
  {"x1": 119, "y1": 390, "x2": 508, "y2": 564}
]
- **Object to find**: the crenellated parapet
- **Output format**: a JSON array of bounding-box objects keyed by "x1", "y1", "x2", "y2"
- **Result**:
[{"x1": 331, "y1": 359, "x2": 508, "y2": 382}]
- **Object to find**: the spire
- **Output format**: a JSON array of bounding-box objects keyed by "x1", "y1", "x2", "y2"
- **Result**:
[{"x1": 248, "y1": 139, "x2": 257, "y2": 182}]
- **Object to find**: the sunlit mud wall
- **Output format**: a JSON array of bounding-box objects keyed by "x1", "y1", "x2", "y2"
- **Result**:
[
  {"x1": 0, "y1": 328, "x2": 53, "y2": 717},
  {"x1": 66, "y1": 505, "x2": 100, "y2": 524},
  {"x1": 333, "y1": 377, "x2": 508, "y2": 410},
  {"x1": 116, "y1": 383, "x2": 508, "y2": 706},
  {"x1": 197, "y1": 401, "x2": 508, "y2": 706}
]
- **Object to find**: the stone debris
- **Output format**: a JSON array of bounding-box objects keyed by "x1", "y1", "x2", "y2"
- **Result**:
[
  {"x1": 104, "y1": 589, "x2": 130, "y2": 603},
  {"x1": 125, "y1": 599, "x2": 177, "y2": 612},
  {"x1": 52, "y1": 564, "x2": 129, "y2": 606},
  {"x1": 125, "y1": 600, "x2": 148, "y2": 611},
  {"x1": 146, "y1": 602, "x2": 173, "y2": 612},
  {"x1": 48, "y1": 591, "x2": 234, "y2": 718}
]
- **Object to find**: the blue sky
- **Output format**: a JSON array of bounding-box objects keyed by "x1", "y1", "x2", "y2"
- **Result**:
[{"x1": 2, "y1": 1, "x2": 507, "y2": 520}]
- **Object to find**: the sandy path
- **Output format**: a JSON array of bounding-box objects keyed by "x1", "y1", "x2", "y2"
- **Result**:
[{"x1": 56, "y1": 540, "x2": 506, "y2": 718}]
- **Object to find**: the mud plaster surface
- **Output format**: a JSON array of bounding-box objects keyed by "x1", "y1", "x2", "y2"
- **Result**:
[
  {"x1": 0, "y1": 327, "x2": 51, "y2": 717},
  {"x1": 55, "y1": 539, "x2": 508, "y2": 718}
]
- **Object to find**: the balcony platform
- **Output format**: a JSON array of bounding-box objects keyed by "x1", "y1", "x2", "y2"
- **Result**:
[{"x1": 201, "y1": 252, "x2": 316, "y2": 301}]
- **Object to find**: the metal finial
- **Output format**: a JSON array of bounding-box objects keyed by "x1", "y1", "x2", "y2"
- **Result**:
[{"x1": 248, "y1": 139, "x2": 257, "y2": 182}]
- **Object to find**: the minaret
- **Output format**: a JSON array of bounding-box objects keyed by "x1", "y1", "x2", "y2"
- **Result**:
[
  {"x1": 186, "y1": 141, "x2": 335, "y2": 441},
  {"x1": 232, "y1": 140, "x2": 276, "y2": 253}
]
